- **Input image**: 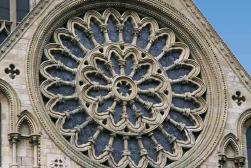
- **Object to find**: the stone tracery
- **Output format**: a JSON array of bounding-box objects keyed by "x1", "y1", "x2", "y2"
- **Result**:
[{"x1": 40, "y1": 8, "x2": 207, "y2": 168}]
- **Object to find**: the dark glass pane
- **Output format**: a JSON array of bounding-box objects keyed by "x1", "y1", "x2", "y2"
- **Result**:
[
  {"x1": 0, "y1": 29, "x2": 9, "y2": 44},
  {"x1": 0, "y1": 0, "x2": 9, "y2": 20},
  {"x1": 16, "y1": 0, "x2": 30, "y2": 22},
  {"x1": 247, "y1": 127, "x2": 251, "y2": 166}
]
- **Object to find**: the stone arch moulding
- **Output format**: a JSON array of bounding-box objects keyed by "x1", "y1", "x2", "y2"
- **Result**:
[
  {"x1": 16, "y1": 110, "x2": 40, "y2": 135},
  {"x1": 218, "y1": 133, "x2": 240, "y2": 156},
  {"x1": 0, "y1": 78, "x2": 21, "y2": 133},
  {"x1": 218, "y1": 133, "x2": 245, "y2": 167},
  {"x1": 27, "y1": 0, "x2": 227, "y2": 167}
]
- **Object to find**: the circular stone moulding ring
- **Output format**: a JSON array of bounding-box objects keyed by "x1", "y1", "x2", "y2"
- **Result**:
[{"x1": 112, "y1": 76, "x2": 137, "y2": 101}]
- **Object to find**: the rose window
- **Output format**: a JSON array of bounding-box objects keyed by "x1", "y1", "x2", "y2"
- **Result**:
[{"x1": 40, "y1": 9, "x2": 207, "y2": 168}]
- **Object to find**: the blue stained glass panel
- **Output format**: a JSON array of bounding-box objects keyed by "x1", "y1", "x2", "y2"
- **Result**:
[
  {"x1": 52, "y1": 52, "x2": 78, "y2": 68},
  {"x1": 134, "y1": 101, "x2": 151, "y2": 118},
  {"x1": 153, "y1": 129, "x2": 173, "y2": 153},
  {"x1": 123, "y1": 18, "x2": 134, "y2": 43},
  {"x1": 0, "y1": 0, "x2": 9, "y2": 20},
  {"x1": 136, "y1": 25, "x2": 151, "y2": 49},
  {"x1": 112, "y1": 135, "x2": 124, "y2": 163},
  {"x1": 132, "y1": 64, "x2": 150, "y2": 81},
  {"x1": 94, "y1": 130, "x2": 110, "y2": 156},
  {"x1": 107, "y1": 15, "x2": 119, "y2": 42},
  {"x1": 125, "y1": 55, "x2": 134, "y2": 76},
  {"x1": 138, "y1": 78, "x2": 160, "y2": 90},
  {"x1": 77, "y1": 122, "x2": 98, "y2": 145},
  {"x1": 63, "y1": 112, "x2": 87, "y2": 129},
  {"x1": 169, "y1": 111, "x2": 194, "y2": 127},
  {"x1": 47, "y1": 68, "x2": 75, "y2": 81},
  {"x1": 97, "y1": 98, "x2": 113, "y2": 113},
  {"x1": 53, "y1": 99, "x2": 79, "y2": 113},
  {"x1": 159, "y1": 50, "x2": 181, "y2": 68},
  {"x1": 162, "y1": 120, "x2": 187, "y2": 141},
  {"x1": 172, "y1": 82, "x2": 198, "y2": 94},
  {"x1": 47, "y1": 84, "x2": 75, "y2": 96},
  {"x1": 128, "y1": 138, "x2": 141, "y2": 164},
  {"x1": 126, "y1": 104, "x2": 137, "y2": 125},
  {"x1": 90, "y1": 19, "x2": 105, "y2": 44},
  {"x1": 86, "y1": 72, "x2": 108, "y2": 85},
  {"x1": 149, "y1": 36, "x2": 167, "y2": 57},
  {"x1": 16, "y1": 0, "x2": 29, "y2": 22},
  {"x1": 166, "y1": 65, "x2": 192, "y2": 80},
  {"x1": 142, "y1": 135, "x2": 157, "y2": 161},
  {"x1": 61, "y1": 37, "x2": 85, "y2": 58},
  {"x1": 113, "y1": 102, "x2": 122, "y2": 123},
  {"x1": 172, "y1": 97, "x2": 199, "y2": 110},
  {"x1": 74, "y1": 26, "x2": 94, "y2": 49}
]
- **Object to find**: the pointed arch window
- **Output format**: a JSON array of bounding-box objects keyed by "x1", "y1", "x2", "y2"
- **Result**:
[
  {"x1": 16, "y1": 0, "x2": 30, "y2": 22},
  {"x1": 0, "y1": 0, "x2": 10, "y2": 20},
  {"x1": 0, "y1": 0, "x2": 30, "y2": 45}
]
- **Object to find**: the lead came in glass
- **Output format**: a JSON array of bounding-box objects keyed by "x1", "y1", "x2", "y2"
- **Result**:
[{"x1": 40, "y1": 9, "x2": 207, "y2": 168}]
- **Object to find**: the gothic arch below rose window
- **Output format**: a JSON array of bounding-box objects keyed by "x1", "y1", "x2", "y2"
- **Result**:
[{"x1": 27, "y1": 1, "x2": 227, "y2": 168}]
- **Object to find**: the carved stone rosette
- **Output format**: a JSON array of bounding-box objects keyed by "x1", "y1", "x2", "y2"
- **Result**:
[{"x1": 39, "y1": 9, "x2": 207, "y2": 168}]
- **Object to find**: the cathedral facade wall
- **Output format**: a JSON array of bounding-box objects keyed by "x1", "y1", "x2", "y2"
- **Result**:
[{"x1": 0, "y1": 0, "x2": 250, "y2": 167}]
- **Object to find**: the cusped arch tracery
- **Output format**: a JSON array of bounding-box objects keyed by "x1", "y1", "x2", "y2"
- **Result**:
[{"x1": 38, "y1": 8, "x2": 207, "y2": 168}]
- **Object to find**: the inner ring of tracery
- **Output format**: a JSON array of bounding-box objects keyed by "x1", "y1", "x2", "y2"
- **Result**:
[
  {"x1": 78, "y1": 44, "x2": 172, "y2": 135},
  {"x1": 113, "y1": 76, "x2": 137, "y2": 101}
]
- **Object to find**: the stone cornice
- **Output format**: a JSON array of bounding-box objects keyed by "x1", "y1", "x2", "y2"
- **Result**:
[{"x1": 182, "y1": 0, "x2": 251, "y2": 91}]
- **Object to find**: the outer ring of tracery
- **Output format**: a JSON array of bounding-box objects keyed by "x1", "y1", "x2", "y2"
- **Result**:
[{"x1": 28, "y1": 1, "x2": 227, "y2": 165}]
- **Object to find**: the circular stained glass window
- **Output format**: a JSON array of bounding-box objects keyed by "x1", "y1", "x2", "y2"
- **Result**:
[{"x1": 39, "y1": 8, "x2": 207, "y2": 168}]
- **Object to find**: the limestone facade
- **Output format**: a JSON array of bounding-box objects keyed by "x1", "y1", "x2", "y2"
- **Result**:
[{"x1": 0, "y1": 0, "x2": 250, "y2": 168}]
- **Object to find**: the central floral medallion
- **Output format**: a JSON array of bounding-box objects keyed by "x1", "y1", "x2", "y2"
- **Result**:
[{"x1": 78, "y1": 45, "x2": 172, "y2": 135}]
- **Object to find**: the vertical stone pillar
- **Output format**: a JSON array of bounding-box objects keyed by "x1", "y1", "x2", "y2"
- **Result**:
[
  {"x1": 9, "y1": 0, "x2": 17, "y2": 30},
  {"x1": 30, "y1": 134, "x2": 40, "y2": 168},
  {"x1": 8, "y1": 133, "x2": 20, "y2": 168},
  {"x1": 234, "y1": 156, "x2": 245, "y2": 168}
]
